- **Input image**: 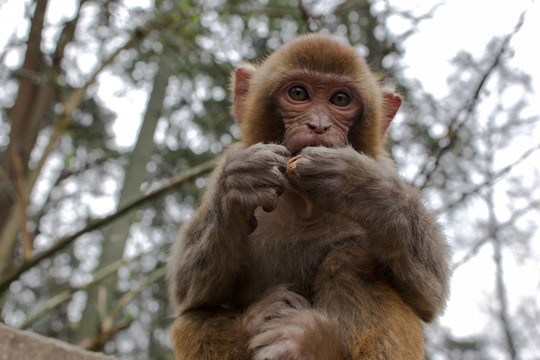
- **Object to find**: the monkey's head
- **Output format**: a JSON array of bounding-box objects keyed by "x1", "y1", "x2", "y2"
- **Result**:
[{"x1": 231, "y1": 33, "x2": 400, "y2": 157}]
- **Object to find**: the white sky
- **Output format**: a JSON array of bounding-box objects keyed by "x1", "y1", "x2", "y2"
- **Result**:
[
  {"x1": 394, "y1": 0, "x2": 540, "y2": 328},
  {"x1": 402, "y1": 0, "x2": 540, "y2": 103},
  {"x1": 1, "y1": 0, "x2": 539, "y2": 355}
]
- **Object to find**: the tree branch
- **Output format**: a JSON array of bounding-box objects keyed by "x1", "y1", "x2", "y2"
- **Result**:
[
  {"x1": 417, "y1": 12, "x2": 526, "y2": 189},
  {"x1": 27, "y1": 25, "x2": 147, "y2": 193},
  {"x1": 0, "y1": 159, "x2": 215, "y2": 294},
  {"x1": 0, "y1": 18, "x2": 153, "y2": 271},
  {"x1": 438, "y1": 143, "x2": 540, "y2": 214},
  {"x1": 10, "y1": 151, "x2": 32, "y2": 259},
  {"x1": 78, "y1": 266, "x2": 167, "y2": 350},
  {"x1": 298, "y1": 0, "x2": 316, "y2": 32},
  {"x1": 19, "y1": 255, "x2": 129, "y2": 329},
  {"x1": 491, "y1": 209, "x2": 519, "y2": 359},
  {"x1": 452, "y1": 199, "x2": 540, "y2": 270}
]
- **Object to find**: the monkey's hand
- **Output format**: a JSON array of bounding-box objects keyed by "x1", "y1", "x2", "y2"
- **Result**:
[
  {"x1": 220, "y1": 143, "x2": 290, "y2": 232},
  {"x1": 291, "y1": 146, "x2": 396, "y2": 216},
  {"x1": 243, "y1": 286, "x2": 342, "y2": 360}
]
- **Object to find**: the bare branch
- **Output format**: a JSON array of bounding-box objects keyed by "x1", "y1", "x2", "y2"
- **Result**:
[
  {"x1": 492, "y1": 223, "x2": 519, "y2": 359},
  {"x1": 382, "y1": 0, "x2": 443, "y2": 42},
  {"x1": 10, "y1": 151, "x2": 32, "y2": 259},
  {"x1": 452, "y1": 199, "x2": 540, "y2": 270},
  {"x1": 0, "y1": 18, "x2": 153, "y2": 269},
  {"x1": 27, "y1": 26, "x2": 147, "y2": 193},
  {"x1": 19, "y1": 256, "x2": 128, "y2": 329},
  {"x1": 0, "y1": 159, "x2": 216, "y2": 294},
  {"x1": 438, "y1": 143, "x2": 540, "y2": 214},
  {"x1": 78, "y1": 266, "x2": 167, "y2": 350},
  {"x1": 416, "y1": 12, "x2": 527, "y2": 189},
  {"x1": 298, "y1": 0, "x2": 316, "y2": 32}
]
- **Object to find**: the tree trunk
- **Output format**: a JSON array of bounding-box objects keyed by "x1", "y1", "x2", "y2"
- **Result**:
[
  {"x1": 0, "y1": 0, "x2": 85, "y2": 271},
  {"x1": 0, "y1": 0, "x2": 49, "y2": 269},
  {"x1": 74, "y1": 48, "x2": 174, "y2": 346},
  {"x1": 0, "y1": 323, "x2": 119, "y2": 360}
]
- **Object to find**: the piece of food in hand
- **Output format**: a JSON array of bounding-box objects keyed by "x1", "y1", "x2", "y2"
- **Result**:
[{"x1": 287, "y1": 154, "x2": 302, "y2": 176}]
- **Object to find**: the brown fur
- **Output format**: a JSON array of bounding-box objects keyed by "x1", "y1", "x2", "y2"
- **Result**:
[
  {"x1": 314, "y1": 244, "x2": 425, "y2": 359},
  {"x1": 168, "y1": 34, "x2": 450, "y2": 359},
  {"x1": 170, "y1": 308, "x2": 250, "y2": 360}
]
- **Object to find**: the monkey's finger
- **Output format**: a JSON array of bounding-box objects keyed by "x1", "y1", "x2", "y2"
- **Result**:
[
  {"x1": 274, "y1": 178, "x2": 288, "y2": 197},
  {"x1": 264, "y1": 143, "x2": 291, "y2": 158},
  {"x1": 249, "y1": 143, "x2": 290, "y2": 159},
  {"x1": 262, "y1": 204, "x2": 277, "y2": 213},
  {"x1": 250, "y1": 147, "x2": 290, "y2": 173},
  {"x1": 258, "y1": 188, "x2": 279, "y2": 213},
  {"x1": 261, "y1": 196, "x2": 278, "y2": 212},
  {"x1": 273, "y1": 165, "x2": 291, "y2": 195},
  {"x1": 267, "y1": 151, "x2": 291, "y2": 173},
  {"x1": 263, "y1": 166, "x2": 289, "y2": 196}
]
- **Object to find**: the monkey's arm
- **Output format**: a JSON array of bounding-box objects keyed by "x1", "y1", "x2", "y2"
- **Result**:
[
  {"x1": 168, "y1": 143, "x2": 290, "y2": 312},
  {"x1": 295, "y1": 146, "x2": 450, "y2": 321},
  {"x1": 313, "y1": 243, "x2": 425, "y2": 359}
]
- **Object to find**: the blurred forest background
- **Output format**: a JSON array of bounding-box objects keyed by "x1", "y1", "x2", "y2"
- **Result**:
[{"x1": 0, "y1": 0, "x2": 539, "y2": 359}]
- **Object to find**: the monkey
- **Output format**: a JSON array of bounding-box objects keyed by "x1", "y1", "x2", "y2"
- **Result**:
[{"x1": 168, "y1": 34, "x2": 450, "y2": 360}]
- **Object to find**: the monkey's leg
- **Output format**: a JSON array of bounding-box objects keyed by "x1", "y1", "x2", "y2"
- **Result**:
[
  {"x1": 314, "y1": 244, "x2": 425, "y2": 360},
  {"x1": 170, "y1": 308, "x2": 250, "y2": 360}
]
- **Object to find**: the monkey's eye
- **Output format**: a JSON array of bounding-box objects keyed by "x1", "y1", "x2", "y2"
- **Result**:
[
  {"x1": 288, "y1": 86, "x2": 309, "y2": 101},
  {"x1": 330, "y1": 92, "x2": 351, "y2": 107}
]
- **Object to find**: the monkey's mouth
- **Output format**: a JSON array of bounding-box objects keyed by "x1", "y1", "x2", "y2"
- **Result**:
[{"x1": 286, "y1": 137, "x2": 346, "y2": 156}]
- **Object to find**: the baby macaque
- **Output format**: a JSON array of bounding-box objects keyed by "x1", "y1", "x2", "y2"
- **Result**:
[{"x1": 168, "y1": 34, "x2": 450, "y2": 360}]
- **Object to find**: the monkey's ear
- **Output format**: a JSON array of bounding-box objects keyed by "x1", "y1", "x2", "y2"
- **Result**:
[
  {"x1": 381, "y1": 91, "x2": 401, "y2": 136},
  {"x1": 230, "y1": 63, "x2": 257, "y2": 124}
]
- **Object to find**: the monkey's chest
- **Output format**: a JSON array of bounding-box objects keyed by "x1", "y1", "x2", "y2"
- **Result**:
[{"x1": 242, "y1": 206, "x2": 365, "y2": 302}]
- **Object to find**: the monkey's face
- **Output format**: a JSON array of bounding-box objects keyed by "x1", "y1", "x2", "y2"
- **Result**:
[
  {"x1": 232, "y1": 34, "x2": 398, "y2": 158},
  {"x1": 271, "y1": 70, "x2": 363, "y2": 155}
]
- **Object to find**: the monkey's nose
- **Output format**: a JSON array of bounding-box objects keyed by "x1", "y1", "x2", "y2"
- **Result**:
[{"x1": 307, "y1": 119, "x2": 330, "y2": 134}]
